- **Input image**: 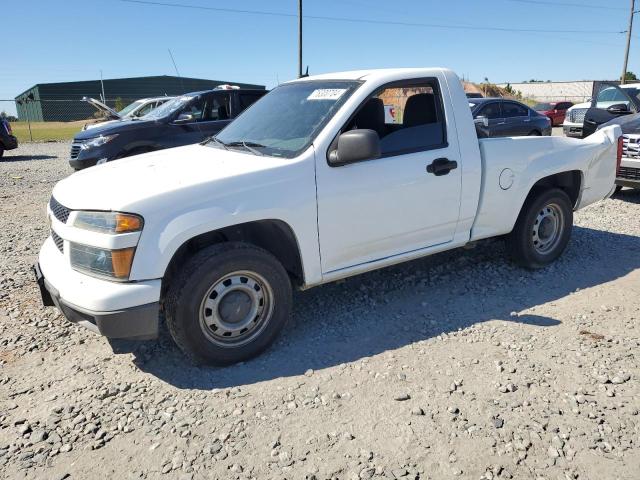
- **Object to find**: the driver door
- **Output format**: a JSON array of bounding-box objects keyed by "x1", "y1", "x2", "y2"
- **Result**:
[
  {"x1": 582, "y1": 82, "x2": 640, "y2": 137},
  {"x1": 316, "y1": 78, "x2": 462, "y2": 274}
]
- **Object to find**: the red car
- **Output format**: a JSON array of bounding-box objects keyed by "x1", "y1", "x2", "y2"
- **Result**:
[{"x1": 533, "y1": 101, "x2": 574, "y2": 126}]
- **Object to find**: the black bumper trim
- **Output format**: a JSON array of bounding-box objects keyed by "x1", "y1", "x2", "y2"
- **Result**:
[
  {"x1": 615, "y1": 178, "x2": 640, "y2": 189},
  {"x1": 34, "y1": 263, "x2": 159, "y2": 340}
]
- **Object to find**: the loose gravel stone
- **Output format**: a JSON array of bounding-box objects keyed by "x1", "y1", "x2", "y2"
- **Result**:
[{"x1": 0, "y1": 142, "x2": 639, "y2": 479}]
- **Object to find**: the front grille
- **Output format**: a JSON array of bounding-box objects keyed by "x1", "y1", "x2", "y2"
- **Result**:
[
  {"x1": 49, "y1": 196, "x2": 71, "y2": 224},
  {"x1": 568, "y1": 108, "x2": 587, "y2": 124},
  {"x1": 618, "y1": 166, "x2": 640, "y2": 181},
  {"x1": 622, "y1": 135, "x2": 640, "y2": 159},
  {"x1": 70, "y1": 143, "x2": 82, "y2": 160},
  {"x1": 51, "y1": 230, "x2": 64, "y2": 253}
]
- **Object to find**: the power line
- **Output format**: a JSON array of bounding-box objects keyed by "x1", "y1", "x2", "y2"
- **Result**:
[
  {"x1": 119, "y1": 0, "x2": 626, "y2": 35},
  {"x1": 506, "y1": 0, "x2": 627, "y2": 10}
]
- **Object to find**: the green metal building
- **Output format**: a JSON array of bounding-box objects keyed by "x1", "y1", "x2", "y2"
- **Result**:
[{"x1": 15, "y1": 75, "x2": 265, "y2": 122}]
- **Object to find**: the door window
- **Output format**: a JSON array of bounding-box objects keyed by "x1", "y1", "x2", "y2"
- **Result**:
[
  {"x1": 203, "y1": 94, "x2": 231, "y2": 121},
  {"x1": 502, "y1": 102, "x2": 529, "y2": 118},
  {"x1": 478, "y1": 103, "x2": 502, "y2": 119},
  {"x1": 180, "y1": 97, "x2": 205, "y2": 122},
  {"x1": 135, "y1": 102, "x2": 156, "y2": 117},
  {"x1": 343, "y1": 80, "x2": 446, "y2": 157}
]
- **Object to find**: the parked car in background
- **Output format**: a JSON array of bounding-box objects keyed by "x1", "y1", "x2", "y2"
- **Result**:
[
  {"x1": 36, "y1": 67, "x2": 620, "y2": 365},
  {"x1": 563, "y1": 83, "x2": 640, "y2": 138},
  {"x1": 68, "y1": 86, "x2": 267, "y2": 170},
  {"x1": 533, "y1": 101, "x2": 573, "y2": 126},
  {"x1": 469, "y1": 98, "x2": 551, "y2": 137},
  {"x1": 82, "y1": 96, "x2": 175, "y2": 131},
  {"x1": 0, "y1": 118, "x2": 18, "y2": 157},
  {"x1": 598, "y1": 112, "x2": 640, "y2": 190}
]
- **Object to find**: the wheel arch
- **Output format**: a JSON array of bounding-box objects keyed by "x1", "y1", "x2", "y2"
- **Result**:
[
  {"x1": 524, "y1": 170, "x2": 583, "y2": 210},
  {"x1": 160, "y1": 219, "x2": 305, "y2": 305}
]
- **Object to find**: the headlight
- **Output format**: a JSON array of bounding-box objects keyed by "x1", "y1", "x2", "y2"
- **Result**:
[
  {"x1": 80, "y1": 134, "x2": 118, "y2": 150},
  {"x1": 73, "y1": 211, "x2": 143, "y2": 234},
  {"x1": 70, "y1": 244, "x2": 136, "y2": 281}
]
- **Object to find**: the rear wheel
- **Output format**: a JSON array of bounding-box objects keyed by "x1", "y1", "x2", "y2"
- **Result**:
[
  {"x1": 506, "y1": 188, "x2": 573, "y2": 269},
  {"x1": 165, "y1": 242, "x2": 292, "y2": 365},
  {"x1": 528, "y1": 130, "x2": 541, "y2": 136}
]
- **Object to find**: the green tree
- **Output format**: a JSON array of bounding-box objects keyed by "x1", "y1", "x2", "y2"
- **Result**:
[
  {"x1": 114, "y1": 97, "x2": 126, "y2": 112},
  {"x1": 624, "y1": 71, "x2": 637, "y2": 81}
]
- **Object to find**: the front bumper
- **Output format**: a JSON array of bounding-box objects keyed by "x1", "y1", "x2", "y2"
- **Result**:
[
  {"x1": 2, "y1": 134, "x2": 18, "y2": 150},
  {"x1": 36, "y1": 237, "x2": 161, "y2": 339},
  {"x1": 69, "y1": 142, "x2": 113, "y2": 170},
  {"x1": 616, "y1": 157, "x2": 640, "y2": 189},
  {"x1": 563, "y1": 124, "x2": 583, "y2": 138}
]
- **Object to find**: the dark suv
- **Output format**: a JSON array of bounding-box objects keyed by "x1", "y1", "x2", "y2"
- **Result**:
[
  {"x1": 69, "y1": 87, "x2": 267, "y2": 170},
  {"x1": 0, "y1": 118, "x2": 18, "y2": 157}
]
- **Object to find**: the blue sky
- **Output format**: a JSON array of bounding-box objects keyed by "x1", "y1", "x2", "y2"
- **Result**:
[{"x1": 2, "y1": 0, "x2": 637, "y2": 113}]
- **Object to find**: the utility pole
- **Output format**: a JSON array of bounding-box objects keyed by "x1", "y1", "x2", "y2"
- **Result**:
[
  {"x1": 100, "y1": 70, "x2": 106, "y2": 103},
  {"x1": 621, "y1": 0, "x2": 636, "y2": 84},
  {"x1": 298, "y1": 0, "x2": 303, "y2": 78}
]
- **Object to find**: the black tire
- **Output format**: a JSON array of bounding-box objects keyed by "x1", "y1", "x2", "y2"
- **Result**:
[
  {"x1": 528, "y1": 130, "x2": 542, "y2": 136},
  {"x1": 506, "y1": 188, "x2": 573, "y2": 269},
  {"x1": 0, "y1": 147, "x2": 4, "y2": 158},
  {"x1": 165, "y1": 242, "x2": 292, "y2": 365}
]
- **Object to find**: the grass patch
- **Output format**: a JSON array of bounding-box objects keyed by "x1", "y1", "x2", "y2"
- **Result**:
[{"x1": 10, "y1": 120, "x2": 86, "y2": 142}]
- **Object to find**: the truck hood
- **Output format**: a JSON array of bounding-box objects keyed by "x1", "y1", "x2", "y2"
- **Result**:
[
  {"x1": 52, "y1": 144, "x2": 291, "y2": 211},
  {"x1": 74, "y1": 118, "x2": 158, "y2": 139},
  {"x1": 84, "y1": 97, "x2": 121, "y2": 120}
]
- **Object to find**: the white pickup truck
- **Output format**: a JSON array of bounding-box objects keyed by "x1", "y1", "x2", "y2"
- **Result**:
[{"x1": 35, "y1": 68, "x2": 621, "y2": 365}]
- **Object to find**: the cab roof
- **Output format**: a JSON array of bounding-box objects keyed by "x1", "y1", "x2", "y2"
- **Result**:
[{"x1": 288, "y1": 67, "x2": 451, "y2": 83}]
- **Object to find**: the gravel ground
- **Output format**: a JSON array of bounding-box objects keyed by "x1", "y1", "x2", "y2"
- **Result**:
[{"x1": 1, "y1": 142, "x2": 639, "y2": 480}]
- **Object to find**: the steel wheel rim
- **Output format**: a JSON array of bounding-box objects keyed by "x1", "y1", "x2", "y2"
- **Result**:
[
  {"x1": 532, "y1": 202, "x2": 564, "y2": 254},
  {"x1": 199, "y1": 270, "x2": 274, "y2": 347}
]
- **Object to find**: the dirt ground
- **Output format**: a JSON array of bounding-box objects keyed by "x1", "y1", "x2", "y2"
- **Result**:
[{"x1": 0, "y1": 142, "x2": 639, "y2": 480}]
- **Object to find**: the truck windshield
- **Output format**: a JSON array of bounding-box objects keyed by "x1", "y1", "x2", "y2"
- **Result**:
[
  {"x1": 533, "y1": 103, "x2": 554, "y2": 111},
  {"x1": 213, "y1": 80, "x2": 361, "y2": 158}
]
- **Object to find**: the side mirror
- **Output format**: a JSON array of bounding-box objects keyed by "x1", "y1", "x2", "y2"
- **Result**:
[
  {"x1": 474, "y1": 115, "x2": 489, "y2": 128},
  {"x1": 606, "y1": 103, "x2": 629, "y2": 114},
  {"x1": 173, "y1": 113, "x2": 194, "y2": 124},
  {"x1": 328, "y1": 129, "x2": 381, "y2": 166}
]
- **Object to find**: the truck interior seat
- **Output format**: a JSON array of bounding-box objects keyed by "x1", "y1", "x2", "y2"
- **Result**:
[
  {"x1": 403, "y1": 93, "x2": 438, "y2": 126},
  {"x1": 350, "y1": 98, "x2": 386, "y2": 138}
]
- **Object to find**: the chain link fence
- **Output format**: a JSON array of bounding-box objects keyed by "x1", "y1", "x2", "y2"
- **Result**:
[{"x1": 0, "y1": 96, "x2": 171, "y2": 143}]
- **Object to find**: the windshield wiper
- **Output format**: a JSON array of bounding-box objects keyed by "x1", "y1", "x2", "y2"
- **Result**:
[
  {"x1": 202, "y1": 135, "x2": 228, "y2": 149},
  {"x1": 226, "y1": 141, "x2": 266, "y2": 156}
]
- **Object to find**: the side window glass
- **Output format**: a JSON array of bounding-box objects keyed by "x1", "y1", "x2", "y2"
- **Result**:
[
  {"x1": 503, "y1": 102, "x2": 528, "y2": 118},
  {"x1": 202, "y1": 94, "x2": 230, "y2": 121},
  {"x1": 344, "y1": 81, "x2": 446, "y2": 156},
  {"x1": 136, "y1": 102, "x2": 154, "y2": 117},
  {"x1": 180, "y1": 97, "x2": 205, "y2": 121},
  {"x1": 479, "y1": 103, "x2": 501, "y2": 119}
]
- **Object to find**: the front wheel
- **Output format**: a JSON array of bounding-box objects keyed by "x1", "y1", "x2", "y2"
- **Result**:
[
  {"x1": 165, "y1": 242, "x2": 292, "y2": 365},
  {"x1": 506, "y1": 188, "x2": 573, "y2": 269}
]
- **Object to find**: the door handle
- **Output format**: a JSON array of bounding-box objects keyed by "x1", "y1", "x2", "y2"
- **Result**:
[{"x1": 427, "y1": 158, "x2": 458, "y2": 176}]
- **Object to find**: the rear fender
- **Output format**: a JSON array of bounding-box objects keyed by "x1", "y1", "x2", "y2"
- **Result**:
[{"x1": 470, "y1": 126, "x2": 620, "y2": 241}]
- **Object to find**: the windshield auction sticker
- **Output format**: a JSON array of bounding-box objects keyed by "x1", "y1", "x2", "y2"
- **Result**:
[{"x1": 307, "y1": 89, "x2": 347, "y2": 101}]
